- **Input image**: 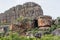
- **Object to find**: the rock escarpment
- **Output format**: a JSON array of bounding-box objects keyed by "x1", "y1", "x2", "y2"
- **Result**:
[{"x1": 0, "y1": 2, "x2": 43, "y2": 23}]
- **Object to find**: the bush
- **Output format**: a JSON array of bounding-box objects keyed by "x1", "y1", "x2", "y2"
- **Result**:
[
  {"x1": 50, "y1": 24, "x2": 60, "y2": 33},
  {"x1": 0, "y1": 32, "x2": 60, "y2": 40},
  {"x1": 50, "y1": 25, "x2": 56, "y2": 32}
]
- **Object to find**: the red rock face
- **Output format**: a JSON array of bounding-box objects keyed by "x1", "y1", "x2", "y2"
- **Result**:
[
  {"x1": 9, "y1": 21, "x2": 33, "y2": 32},
  {"x1": 38, "y1": 15, "x2": 52, "y2": 27}
]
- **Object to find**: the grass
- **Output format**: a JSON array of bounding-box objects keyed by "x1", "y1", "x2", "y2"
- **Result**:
[{"x1": 0, "y1": 33, "x2": 60, "y2": 40}]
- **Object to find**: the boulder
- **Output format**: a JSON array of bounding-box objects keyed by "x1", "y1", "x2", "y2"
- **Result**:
[
  {"x1": 52, "y1": 28, "x2": 60, "y2": 36},
  {"x1": 34, "y1": 31, "x2": 44, "y2": 38},
  {"x1": 26, "y1": 31, "x2": 34, "y2": 38},
  {"x1": 38, "y1": 15, "x2": 52, "y2": 27}
]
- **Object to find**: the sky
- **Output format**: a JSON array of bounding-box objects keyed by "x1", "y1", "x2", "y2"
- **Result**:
[{"x1": 0, "y1": 0, "x2": 60, "y2": 19}]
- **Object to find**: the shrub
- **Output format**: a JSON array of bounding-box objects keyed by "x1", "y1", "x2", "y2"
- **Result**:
[
  {"x1": 0, "y1": 33, "x2": 60, "y2": 40},
  {"x1": 50, "y1": 25, "x2": 56, "y2": 32}
]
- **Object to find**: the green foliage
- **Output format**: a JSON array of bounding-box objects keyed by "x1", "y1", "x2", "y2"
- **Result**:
[
  {"x1": 16, "y1": 16, "x2": 24, "y2": 22},
  {"x1": 55, "y1": 17, "x2": 60, "y2": 25},
  {"x1": 56, "y1": 25, "x2": 60, "y2": 28},
  {"x1": 41, "y1": 35, "x2": 60, "y2": 40},
  {"x1": 50, "y1": 24, "x2": 60, "y2": 32},
  {"x1": 16, "y1": 16, "x2": 32, "y2": 22},
  {"x1": 29, "y1": 27, "x2": 39, "y2": 34},
  {"x1": 0, "y1": 33, "x2": 60, "y2": 40},
  {"x1": 0, "y1": 23, "x2": 10, "y2": 26},
  {"x1": 50, "y1": 25, "x2": 56, "y2": 32}
]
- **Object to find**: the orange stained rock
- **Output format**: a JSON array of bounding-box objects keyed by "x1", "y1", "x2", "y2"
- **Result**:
[{"x1": 38, "y1": 19, "x2": 45, "y2": 26}]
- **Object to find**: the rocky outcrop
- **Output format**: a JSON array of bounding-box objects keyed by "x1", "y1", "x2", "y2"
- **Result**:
[
  {"x1": 10, "y1": 19, "x2": 33, "y2": 34},
  {"x1": 0, "y1": 2, "x2": 43, "y2": 23},
  {"x1": 38, "y1": 15, "x2": 52, "y2": 27},
  {"x1": 0, "y1": 2, "x2": 53, "y2": 35},
  {"x1": 22, "y1": 2, "x2": 43, "y2": 18}
]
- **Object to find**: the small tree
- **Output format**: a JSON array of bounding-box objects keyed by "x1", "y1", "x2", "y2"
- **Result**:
[{"x1": 55, "y1": 17, "x2": 60, "y2": 25}]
